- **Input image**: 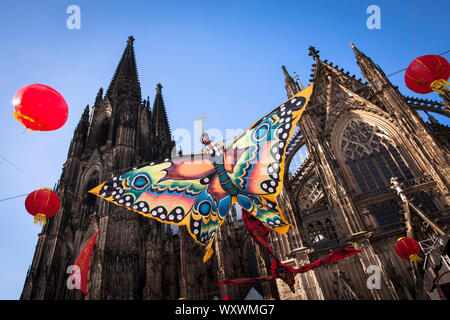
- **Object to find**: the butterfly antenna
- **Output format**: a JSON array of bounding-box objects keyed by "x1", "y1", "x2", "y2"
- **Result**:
[{"x1": 198, "y1": 116, "x2": 207, "y2": 134}]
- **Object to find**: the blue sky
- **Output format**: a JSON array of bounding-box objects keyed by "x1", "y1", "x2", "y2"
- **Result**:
[{"x1": 0, "y1": 0, "x2": 448, "y2": 299}]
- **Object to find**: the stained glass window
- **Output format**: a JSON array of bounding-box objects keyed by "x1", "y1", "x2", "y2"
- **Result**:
[
  {"x1": 340, "y1": 120, "x2": 414, "y2": 228},
  {"x1": 341, "y1": 120, "x2": 413, "y2": 192}
]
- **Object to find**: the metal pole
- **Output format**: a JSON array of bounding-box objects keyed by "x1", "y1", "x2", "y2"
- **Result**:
[
  {"x1": 409, "y1": 203, "x2": 446, "y2": 236},
  {"x1": 390, "y1": 177, "x2": 422, "y2": 299}
]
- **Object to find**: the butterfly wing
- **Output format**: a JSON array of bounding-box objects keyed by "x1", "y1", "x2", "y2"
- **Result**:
[
  {"x1": 224, "y1": 85, "x2": 314, "y2": 231},
  {"x1": 186, "y1": 173, "x2": 233, "y2": 262},
  {"x1": 89, "y1": 153, "x2": 233, "y2": 262}
]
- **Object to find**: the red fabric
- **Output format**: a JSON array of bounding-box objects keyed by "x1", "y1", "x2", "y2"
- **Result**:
[
  {"x1": 24, "y1": 188, "x2": 61, "y2": 219},
  {"x1": 217, "y1": 210, "x2": 361, "y2": 290},
  {"x1": 405, "y1": 55, "x2": 450, "y2": 94},
  {"x1": 281, "y1": 247, "x2": 361, "y2": 274},
  {"x1": 395, "y1": 237, "x2": 421, "y2": 260},
  {"x1": 242, "y1": 210, "x2": 275, "y2": 257},
  {"x1": 13, "y1": 84, "x2": 68, "y2": 131},
  {"x1": 73, "y1": 230, "x2": 99, "y2": 296},
  {"x1": 217, "y1": 248, "x2": 361, "y2": 288},
  {"x1": 217, "y1": 275, "x2": 274, "y2": 286},
  {"x1": 222, "y1": 295, "x2": 228, "y2": 300},
  {"x1": 272, "y1": 259, "x2": 296, "y2": 292}
]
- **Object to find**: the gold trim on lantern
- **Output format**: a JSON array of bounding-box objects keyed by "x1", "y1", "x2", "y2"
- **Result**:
[
  {"x1": 34, "y1": 214, "x2": 47, "y2": 227},
  {"x1": 430, "y1": 78, "x2": 450, "y2": 94},
  {"x1": 12, "y1": 110, "x2": 46, "y2": 130},
  {"x1": 409, "y1": 254, "x2": 423, "y2": 262}
]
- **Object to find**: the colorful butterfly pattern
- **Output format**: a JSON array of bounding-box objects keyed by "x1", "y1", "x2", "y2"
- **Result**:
[{"x1": 89, "y1": 84, "x2": 314, "y2": 262}]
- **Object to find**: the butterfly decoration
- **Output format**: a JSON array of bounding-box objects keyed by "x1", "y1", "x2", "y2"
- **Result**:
[{"x1": 89, "y1": 85, "x2": 314, "y2": 262}]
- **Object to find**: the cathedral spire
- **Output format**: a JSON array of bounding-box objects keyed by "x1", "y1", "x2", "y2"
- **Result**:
[
  {"x1": 68, "y1": 105, "x2": 90, "y2": 158},
  {"x1": 349, "y1": 42, "x2": 390, "y2": 92},
  {"x1": 106, "y1": 35, "x2": 141, "y2": 101},
  {"x1": 151, "y1": 83, "x2": 174, "y2": 159},
  {"x1": 95, "y1": 87, "x2": 103, "y2": 105},
  {"x1": 152, "y1": 83, "x2": 171, "y2": 139},
  {"x1": 282, "y1": 65, "x2": 300, "y2": 98},
  {"x1": 75, "y1": 105, "x2": 90, "y2": 132}
]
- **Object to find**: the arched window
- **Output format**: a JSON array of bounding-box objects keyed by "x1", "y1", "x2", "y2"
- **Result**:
[
  {"x1": 97, "y1": 120, "x2": 109, "y2": 147},
  {"x1": 340, "y1": 120, "x2": 414, "y2": 193},
  {"x1": 306, "y1": 218, "x2": 338, "y2": 247},
  {"x1": 85, "y1": 173, "x2": 99, "y2": 215},
  {"x1": 339, "y1": 120, "x2": 417, "y2": 229}
]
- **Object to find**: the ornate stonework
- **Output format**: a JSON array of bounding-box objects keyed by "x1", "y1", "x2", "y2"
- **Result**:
[
  {"x1": 340, "y1": 120, "x2": 391, "y2": 160},
  {"x1": 279, "y1": 43, "x2": 450, "y2": 300}
]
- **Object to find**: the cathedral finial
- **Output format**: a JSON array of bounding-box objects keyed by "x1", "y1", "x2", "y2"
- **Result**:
[
  {"x1": 281, "y1": 65, "x2": 299, "y2": 98},
  {"x1": 308, "y1": 46, "x2": 320, "y2": 60},
  {"x1": 82, "y1": 104, "x2": 90, "y2": 118},
  {"x1": 293, "y1": 71, "x2": 304, "y2": 90},
  {"x1": 156, "y1": 83, "x2": 163, "y2": 92},
  {"x1": 350, "y1": 42, "x2": 390, "y2": 90},
  {"x1": 349, "y1": 41, "x2": 363, "y2": 58},
  {"x1": 127, "y1": 35, "x2": 135, "y2": 45},
  {"x1": 95, "y1": 87, "x2": 103, "y2": 105}
]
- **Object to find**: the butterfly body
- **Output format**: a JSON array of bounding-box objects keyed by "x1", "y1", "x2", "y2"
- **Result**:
[
  {"x1": 90, "y1": 85, "x2": 314, "y2": 262},
  {"x1": 205, "y1": 142, "x2": 240, "y2": 197}
]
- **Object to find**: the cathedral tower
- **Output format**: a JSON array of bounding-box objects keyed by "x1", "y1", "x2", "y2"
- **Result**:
[{"x1": 21, "y1": 36, "x2": 177, "y2": 299}]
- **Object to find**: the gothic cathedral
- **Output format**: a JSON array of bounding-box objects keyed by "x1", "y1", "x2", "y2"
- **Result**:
[{"x1": 21, "y1": 38, "x2": 450, "y2": 300}]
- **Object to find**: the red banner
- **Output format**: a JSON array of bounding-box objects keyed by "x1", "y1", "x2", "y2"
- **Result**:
[
  {"x1": 218, "y1": 210, "x2": 361, "y2": 291},
  {"x1": 72, "y1": 230, "x2": 99, "y2": 296}
]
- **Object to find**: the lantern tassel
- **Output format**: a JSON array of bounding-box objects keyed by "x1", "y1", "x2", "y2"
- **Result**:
[
  {"x1": 430, "y1": 79, "x2": 450, "y2": 94},
  {"x1": 34, "y1": 214, "x2": 47, "y2": 227},
  {"x1": 409, "y1": 254, "x2": 423, "y2": 263}
]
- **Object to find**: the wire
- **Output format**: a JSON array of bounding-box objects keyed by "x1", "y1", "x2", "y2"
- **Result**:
[
  {"x1": 0, "y1": 157, "x2": 184, "y2": 202},
  {"x1": 0, "y1": 153, "x2": 42, "y2": 186},
  {"x1": 0, "y1": 128, "x2": 28, "y2": 166},
  {"x1": 387, "y1": 50, "x2": 450, "y2": 77},
  {"x1": 0, "y1": 193, "x2": 29, "y2": 202}
]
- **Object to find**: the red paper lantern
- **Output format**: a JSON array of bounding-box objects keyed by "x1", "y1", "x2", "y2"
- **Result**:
[
  {"x1": 405, "y1": 55, "x2": 450, "y2": 94},
  {"x1": 12, "y1": 84, "x2": 69, "y2": 131},
  {"x1": 25, "y1": 188, "x2": 61, "y2": 226},
  {"x1": 395, "y1": 237, "x2": 423, "y2": 262}
]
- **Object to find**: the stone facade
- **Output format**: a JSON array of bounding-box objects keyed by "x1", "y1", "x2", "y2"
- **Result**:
[
  {"x1": 275, "y1": 44, "x2": 450, "y2": 300},
  {"x1": 21, "y1": 38, "x2": 450, "y2": 300}
]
